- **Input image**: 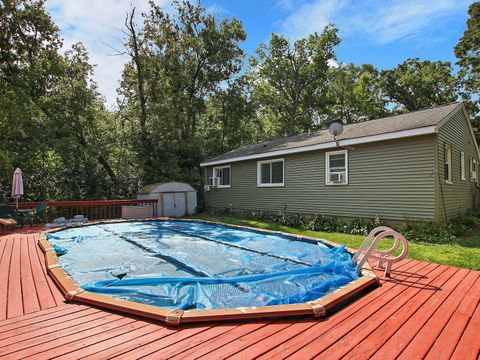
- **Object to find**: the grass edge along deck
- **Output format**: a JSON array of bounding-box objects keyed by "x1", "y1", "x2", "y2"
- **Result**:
[{"x1": 38, "y1": 218, "x2": 378, "y2": 326}]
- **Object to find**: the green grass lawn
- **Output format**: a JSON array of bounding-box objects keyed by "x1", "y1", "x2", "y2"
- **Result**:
[{"x1": 191, "y1": 214, "x2": 480, "y2": 271}]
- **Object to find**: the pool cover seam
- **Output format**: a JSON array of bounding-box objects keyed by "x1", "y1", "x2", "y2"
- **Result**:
[
  {"x1": 164, "y1": 226, "x2": 313, "y2": 267},
  {"x1": 103, "y1": 228, "x2": 210, "y2": 278}
]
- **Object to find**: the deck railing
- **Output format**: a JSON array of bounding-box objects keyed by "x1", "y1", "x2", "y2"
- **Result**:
[{"x1": 4, "y1": 199, "x2": 158, "y2": 222}]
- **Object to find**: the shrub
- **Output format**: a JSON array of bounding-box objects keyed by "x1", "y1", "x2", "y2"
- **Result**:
[
  {"x1": 307, "y1": 214, "x2": 342, "y2": 232},
  {"x1": 211, "y1": 207, "x2": 233, "y2": 217},
  {"x1": 398, "y1": 223, "x2": 457, "y2": 244},
  {"x1": 344, "y1": 218, "x2": 376, "y2": 236},
  {"x1": 278, "y1": 212, "x2": 306, "y2": 227},
  {"x1": 207, "y1": 207, "x2": 480, "y2": 245}
]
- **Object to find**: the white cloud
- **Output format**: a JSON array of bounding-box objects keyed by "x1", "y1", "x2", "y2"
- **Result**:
[
  {"x1": 280, "y1": 0, "x2": 470, "y2": 43},
  {"x1": 45, "y1": 0, "x2": 168, "y2": 108},
  {"x1": 281, "y1": 0, "x2": 349, "y2": 39}
]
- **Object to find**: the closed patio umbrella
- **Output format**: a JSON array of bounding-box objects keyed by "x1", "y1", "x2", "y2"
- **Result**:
[{"x1": 11, "y1": 168, "x2": 24, "y2": 209}]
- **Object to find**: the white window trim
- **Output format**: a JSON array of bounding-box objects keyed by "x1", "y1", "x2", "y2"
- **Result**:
[
  {"x1": 325, "y1": 150, "x2": 348, "y2": 186},
  {"x1": 212, "y1": 165, "x2": 231, "y2": 188},
  {"x1": 444, "y1": 143, "x2": 452, "y2": 184},
  {"x1": 461, "y1": 151, "x2": 465, "y2": 181},
  {"x1": 257, "y1": 158, "x2": 285, "y2": 187}
]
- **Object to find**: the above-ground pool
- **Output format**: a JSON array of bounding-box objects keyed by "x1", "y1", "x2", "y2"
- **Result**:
[{"x1": 43, "y1": 220, "x2": 377, "y2": 324}]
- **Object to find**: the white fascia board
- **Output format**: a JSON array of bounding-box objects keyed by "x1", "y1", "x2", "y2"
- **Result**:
[{"x1": 200, "y1": 125, "x2": 437, "y2": 167}]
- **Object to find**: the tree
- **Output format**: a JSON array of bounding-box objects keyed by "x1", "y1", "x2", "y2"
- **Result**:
[
  {"x1": 454, "y1": 1, "x2": 480, "y2": 128},
  {"x1": 380, "y1": 58, "x2": 458, "y2": 112},
  {"x1": 327, "y1": 63, "x2": 387, "y2": 124},
  {"x1": 250, "y1": 26, "x2": 340, "y2": 137},
  {"x1": 198, "y1": 76, "x2": 259, "y2": 159},
  {"x1": 118, "y1": 0, "x2": 247, "y2": 184},
  {"x1": 0, "y1": 0, "x2": 63, "y2": 200},
  {"x1": 44, "y1": 43, "x2": 127, "y2": 198},
  {"x1": 0, "y1": 0, "x2": 124, "y2": 200}
]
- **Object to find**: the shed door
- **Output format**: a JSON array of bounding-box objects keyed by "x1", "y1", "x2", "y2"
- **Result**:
[
  {"x1": 174, "y1": 192, "x2": 186, "y2": 217},
  {"x1": 187, "y1": 191, "x2": 197, "y2": 215},
  {"x1": 163, "y1": 193, "x2": 175, "y2": 217}
]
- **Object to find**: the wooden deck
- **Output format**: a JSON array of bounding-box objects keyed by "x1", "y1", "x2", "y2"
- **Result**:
[{"x1": 0, "y1": 229, "x2": 478, "y2": 359}]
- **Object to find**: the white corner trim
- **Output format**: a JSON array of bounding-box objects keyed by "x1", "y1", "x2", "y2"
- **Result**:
[{"x1": 200, "y1": 125, "x2": 437, "y2": 167}]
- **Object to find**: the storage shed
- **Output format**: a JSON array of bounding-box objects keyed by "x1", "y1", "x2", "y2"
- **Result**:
[{"x1": 137, "y1": 182, "x2": 197, "y2": 217}]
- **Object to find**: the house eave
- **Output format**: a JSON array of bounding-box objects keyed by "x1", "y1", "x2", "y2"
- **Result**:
[{"x1": 200, "y1": 125, "x2": 437, "y2": 167}]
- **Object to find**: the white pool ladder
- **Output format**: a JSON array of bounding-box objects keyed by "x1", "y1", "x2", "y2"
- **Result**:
[{"x1": 353, "y1": 226, "x2": 409, "y2": 277}]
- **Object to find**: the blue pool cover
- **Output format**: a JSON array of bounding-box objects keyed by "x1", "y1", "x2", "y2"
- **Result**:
[{"x1": 47, "y1": 220, "x2": 359, "y2": 310}]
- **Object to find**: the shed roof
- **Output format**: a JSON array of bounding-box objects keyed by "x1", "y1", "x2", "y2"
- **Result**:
[
  {"x1": 201, "y1": 102, "x2": 463, "y2": 166},
  {"x1": 138, "y1": 181, "x2": 195, "y2": 194}
]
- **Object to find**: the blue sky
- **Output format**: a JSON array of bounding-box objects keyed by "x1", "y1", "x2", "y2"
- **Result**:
[{"x1": 45, "y1": 0, "x2": 473, "y2": 107}]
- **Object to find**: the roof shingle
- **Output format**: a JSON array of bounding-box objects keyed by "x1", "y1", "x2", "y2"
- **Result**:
[{"x1": 203, "y1": 102, "x2": 461, "y2": 164}]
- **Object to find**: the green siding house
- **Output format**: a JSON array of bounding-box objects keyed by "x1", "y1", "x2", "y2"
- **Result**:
[{"x1": 200, "y1": 103, "x2": 480, "y2": 224}]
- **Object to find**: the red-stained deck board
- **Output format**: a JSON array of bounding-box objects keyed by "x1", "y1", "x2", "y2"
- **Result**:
[
  {"x1": 324, "y1": 265, "x2": 461, "y2": 360},
  {"x1": 0, "y1": 304, "x2": 78, "y2": 335},
  {"x1": 175, "y1": 321, "x2": 273, "y2": 360},
  {"x1": 293, "y1": 263, "x2": 439, "y2": 359},
  {"x1": 112, "y1": 323, "x2": 218, "y2": 360},
  {"x1": 228, "y1": 319, "x2": 319, "y2": 360},
  {"x1": 282, "y1": 261, "x2": 437, "y2": 360},
  {"x1": 451, "y1": 303, "x2": 480, "y2": 360},
  {"x1": 398, "y1": 270, "x2": 480, "y2": 360},
  {"x1": 81, "y1": 322, "x2": 179, "y2": 359},
  {"x1": 199, "y1": 320, "x2": 296, "y2": 359},
  {"x1": 256, "y1": 259, "x2": 420, "y2": 360},
  {"x1": 0, "y1": 230, "x2": 479, "y2": 360},
  {"x1": 57, "y1": 322, "x2": 160, "y2": 360},
  {"x1": 7, "y1": 235, "x2": 23, "y2": 318},
  {"x1": 20, "y1": 235, "x2": 41, "y2": 314},
  {"x1": 0, "y1": 308, "x2": 103, "y2": 347},
  {"x1": 0, "y1": 312, "x2": 121, "y2": 358},
  {"x1": 142, "y1": 322, "x2": 246, "y2": 360},
  {"x1": 27, "y1": 234, "x2": 61, "y2": 309},
  {"x1": 251, "y1": 260, "x2": 423, "y2": 359},
  {"x1": 10, "y1": 316, "x2": 135, "y2": 359},
  {"x1": 80, "y1": 323, "x2": 177, "y2": 359},
  {"x1": 0, "y1": 236, "x2": 13, "y2": 320},
  {"x1": 34, "y1": 319, "x2": 151, "y2": 360},
  {"x1": 424, "y1": 275, "x2": 480, "y2": 360},
  {"x1": 364, "y1": 266, "x2": 470, "y2": 360},
  {"x1": 33, "y1": 234, "x2": 65, "y2": 305}
]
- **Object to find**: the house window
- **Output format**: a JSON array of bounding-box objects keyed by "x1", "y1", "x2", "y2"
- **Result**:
[
  {"x1": 212, "y1": 166, "x2": 231, "y2": 188},
  {"x1": 444, "y1": 144, "x2": 452, "y2": 183},
  {"x1": 471, "y1": 158, "x2": 477, "y2": 181},
  {"x1": 257, "y1": 159, "x2": 284, "y2": 187},
  {"x1": 461, "y1": 151, "x2": 465, "y2": 180},
  {"x1": 326, "y1": 150, "x2": 348, "y2": 185}
]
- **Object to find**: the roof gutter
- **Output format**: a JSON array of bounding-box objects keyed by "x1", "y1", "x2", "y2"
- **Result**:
[{"x1": 200, "y1": 125, "x2": 437, "y2": 167}]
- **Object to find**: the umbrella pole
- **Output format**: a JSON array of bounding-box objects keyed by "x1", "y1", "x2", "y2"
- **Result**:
[{"x1": 16, "y1": 198, "x2": 18, "y2": 210}]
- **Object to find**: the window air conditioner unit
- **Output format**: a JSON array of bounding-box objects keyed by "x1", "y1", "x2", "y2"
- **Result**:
[
  {"x1": 471, "y1": 171, "x2": 477, "y2": 180},
  {"x1": 210, "y1": 177, "x2": 220, "y2": 188},
  {"x1": 330, "y1": 172, "x2": 345, "y2": 183}
]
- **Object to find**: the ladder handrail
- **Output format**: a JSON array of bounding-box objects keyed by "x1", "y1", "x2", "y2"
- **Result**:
[
  {"x1": 352, "y1": 226, "x2": 394, "y2": 262},
  {"x1": 354, "y1": 226, "x2": 409, "y2": 277}
]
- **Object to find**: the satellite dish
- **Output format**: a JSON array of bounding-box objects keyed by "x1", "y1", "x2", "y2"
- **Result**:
[{"x1": 329, "y1": 122, "x2": 344, "y2": 137}]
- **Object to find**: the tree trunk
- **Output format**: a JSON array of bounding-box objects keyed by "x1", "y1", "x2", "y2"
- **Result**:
[
  {"x1": 77, "y1": 135, "x2": 121, "y2": 189},
  {"x1": 125, "y1": 7, "x2": 148, "y2": 141}
]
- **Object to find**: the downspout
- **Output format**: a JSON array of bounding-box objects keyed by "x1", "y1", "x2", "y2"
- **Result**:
[{"x1": 436, "y1": 171, "x2": 448, "y2": 223}]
